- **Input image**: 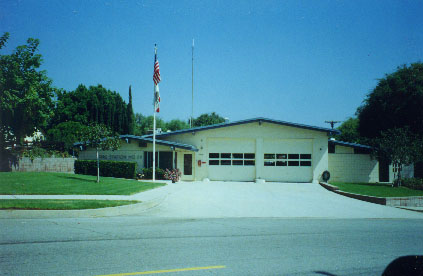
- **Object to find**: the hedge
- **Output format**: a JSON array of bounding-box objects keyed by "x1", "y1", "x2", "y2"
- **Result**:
[
  {"x1": 75, "y1": 160, "x2": 137, "y2": 179},
  {"x1": 142, "y1": 167, "x2": 165, "y2": 180},
  {"x1": 401, "y1": 178, "x2": 423, "y2": 191}
]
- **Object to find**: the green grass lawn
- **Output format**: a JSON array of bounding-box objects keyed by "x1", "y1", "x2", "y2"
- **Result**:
[
  {"x1": 0, "y1": 199, "x2": 140, "y2": 210},
  {"x1": 0, "y1": 172, "x2": 165, "y2": 195},
  {"x1": 330, "y1": 182, "x2": 423, "y2": 197}
]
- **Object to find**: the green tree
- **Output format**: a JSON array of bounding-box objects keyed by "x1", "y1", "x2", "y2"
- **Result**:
[
  {"x1": 357, "y1": 63, "x2": 423, "y2": 139},
  {"x1": 126, "y1": 85, "x2": 135, "y2": 134},
  {"x1": 51, "y1": 84, "x2": 131, "y2": 135},
  {"x1": 374, "y1": 128, "x2": 423, "y2": 187},
  {"x1": 192, "y1": 112, "x2": 226, "y2": 127},
  {"x1": 166, "y1": 119, "x2": 190, "y2": 131},
  {"x1": 134, "y1": 113, "x2": 167, "y2": 135},
  {"x1": 0, "y1": 34, "x2": 54, "y2": 147},
  {"x1": 334, "y1": 117, "x2": 363, "y2": 144},
  {"x1": 47, "y1": 121, "x2": 88, "y2": 152},
  {"x1": 78, "y1": 124, "x2": 120, "y2": 183}
]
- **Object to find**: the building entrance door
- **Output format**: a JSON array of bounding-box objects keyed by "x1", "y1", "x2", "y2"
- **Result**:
[
  {"x1": 379, "y1": 159, "x2": 390, "y2": 182},
  {"x1": 184, "y1": 154, "x2": 192, "y2": 176}
]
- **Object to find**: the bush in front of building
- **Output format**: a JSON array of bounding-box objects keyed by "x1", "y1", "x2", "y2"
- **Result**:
[
  {"x1": 142, "y1": 167, "x2": 165, "y2": 180},
  {"x1": 75, "y1": 160, "x2": 137, "y2": 179},
  {"x1": 400, "y1": 178, "x2": 423, "y2": 191}
]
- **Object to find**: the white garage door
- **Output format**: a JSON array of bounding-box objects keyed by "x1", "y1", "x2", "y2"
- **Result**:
[
  {"x1": 207, "y1": 138, "x2": 256, "y2": 181},
  {"x1": 262, "y1": 139, "x2": 313, "y2": 182}
]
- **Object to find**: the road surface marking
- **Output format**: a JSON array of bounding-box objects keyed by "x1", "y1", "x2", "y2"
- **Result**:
[{"x1": 97, "y1": 265, "x2": 226, "y2": 276}]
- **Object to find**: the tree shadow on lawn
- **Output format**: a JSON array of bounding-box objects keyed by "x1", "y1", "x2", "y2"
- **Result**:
[{"x1": 54, "y1": 174, "x2": 97, "y2": 183}]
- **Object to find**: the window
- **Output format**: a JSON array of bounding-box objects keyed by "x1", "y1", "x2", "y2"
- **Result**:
[
  {"x1": 276, "y1": 154, "x2": 287, "y2": 159},
  {"x1": 300, "y1": 161, "x2": 311, "y2": 166},
  {"x1": 288, "y1": 154, "x2": 299, "y2": 159},
  {"x1": 209, "y1": 160, "x2": 219, "y2": 165},
  {"x1": 221, "y1": 160, "x2": 231, "y2": 165},
  {"x1": 276, "y1": 161, "x2": 287, "y2": 166},
  {"x1": 300, "y1": 154, "x2": 311, "y2": 159},
  {"x1": 244, "y1": 160, "x2": 255, "y2": 166},
  {"x1": 264, "y1": 161, "x2": 275, "y2": 166},
  {"x1": 221, "y1": 153, "x2": 231, "y2": 159},
  {"x1": 288, "y1": 161, "x2": 299, "y2": 166},
  {"x1": 264, "y1": 154, "x2": 275, "y2": 159},
  {"x1": 209, "y1": 153, "x2": 255, "y2": 166},
  {"x1": 264, "y1": 153, "x2": 312, "y2": 167},
  {"x1": 209, "y1": 153, "x2": 219, "y2": 158},
  {"x1": 244, "y1": 153, "x2": 255, "y2": 159}
]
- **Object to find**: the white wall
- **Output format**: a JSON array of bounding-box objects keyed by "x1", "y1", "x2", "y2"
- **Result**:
[
  {"x1": 78, "y1": 140, "x2": 179, "y2": 173},
  {"x1": 159, "y1": 121, "x2": 329, "y2": 182},
  {"x1": 328, "y1": 153, "x2": 379, "y2": 183}
]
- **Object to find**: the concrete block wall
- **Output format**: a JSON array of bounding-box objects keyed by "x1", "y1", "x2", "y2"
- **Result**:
[
  {"x1": 12, "y1": 157, "x2": 76, "y2": 173},
  {"x1": 328, "y1": 153, "x2": 379, "y2": 183}
]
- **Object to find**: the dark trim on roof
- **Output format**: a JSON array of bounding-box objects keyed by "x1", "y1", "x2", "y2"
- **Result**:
[
  {"x1": 74, "y1": 135, "x2": 198, "y2": 152},
  {"x1": 146, "y1": 117, "x2": 340, "y2": 138},
  {"x1": 329, "y1": 139, "x2": 372, "y2": 150}
]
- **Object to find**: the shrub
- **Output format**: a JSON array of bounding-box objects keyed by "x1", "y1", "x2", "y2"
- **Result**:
[
  {"x1": 401, "y1": 178, "x2": 423, "y2": 191},
  {"x1": 75, "y1": 160, "x2": 137, "y2": 179},
  {"x1": 142, "y1": 167, "x2": 165, "y2": 180},
  {"x1": 164, "y1": 168, "x2": 181, "y2": 182}
]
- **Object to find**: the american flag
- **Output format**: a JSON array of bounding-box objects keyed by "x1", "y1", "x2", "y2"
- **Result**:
[
  {"x1": 153, "y1": 51, "x2": 161, "y2": 112},
  {"x1": 153, "y1": 55, "x2": 161, "y2": 85}
]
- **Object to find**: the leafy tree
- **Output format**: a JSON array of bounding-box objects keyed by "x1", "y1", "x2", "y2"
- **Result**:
[
  {"x1": 134, "y1": 113, "x2": 167, "y2": 135},
  {"x1": 78, "y1": 124, "x2": 120, "y2": 183},
  {"x1": 51, "y1": 84, "x2": 132, "y2": 135},
  {"x1": 374, "y1": 128, "x2": 423, "y2": 187},
  {"x1": 0, "y1": 32, "x2": 9, "y2": 50},
  {"x1": 357, "y1": 63, "x2": 423, "y2": 139},
  {"x1": 192, "y1": 112, "x2": 226, "y2": 127},
  {"x1": 166, "y1": 119, "x2": 190, "y2": 131},
  {"x1": 0, "y1": 33, "x2": 54, "y2": 147},
  {"x1": 334, "y1": 117, "x2": 364, "y2": 144},
  {"x1": 47, "y1": 121, "x2": 88, "y2": 151}
]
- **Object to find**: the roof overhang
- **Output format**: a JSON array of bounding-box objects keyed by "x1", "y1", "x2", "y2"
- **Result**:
[
  {"x1": 329, "y1": 139, "x2": 372, "y2": 150},
  {"x1": 146, "y1": 117, "x2": 340, "y2": 138},
  {"x1": 74, "y1": 135, "x2": 198, "y2": 152}
]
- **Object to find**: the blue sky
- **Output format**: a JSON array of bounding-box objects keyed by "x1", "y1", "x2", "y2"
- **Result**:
[{"x1": 2, "y1": 0, "x2": 422, "y2": 128}]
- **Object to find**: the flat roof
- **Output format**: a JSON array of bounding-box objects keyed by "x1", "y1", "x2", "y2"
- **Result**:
[{"x1": 146, "y1": 117, "x2": 340, "y2": 138}]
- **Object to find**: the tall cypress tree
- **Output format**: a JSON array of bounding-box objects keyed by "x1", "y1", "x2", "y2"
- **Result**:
[{"x1": 127, "y1": 85, "x2": 135, "y2": 134}]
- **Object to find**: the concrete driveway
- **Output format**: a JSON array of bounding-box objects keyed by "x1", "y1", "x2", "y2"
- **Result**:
[{"x1": 138, "y1": 181, "x2": 423, "y2": 219}]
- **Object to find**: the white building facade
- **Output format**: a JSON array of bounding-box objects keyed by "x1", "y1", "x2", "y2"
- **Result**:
[{"x1": 78, "y1": 118, "x2": 336, "y2": 183}]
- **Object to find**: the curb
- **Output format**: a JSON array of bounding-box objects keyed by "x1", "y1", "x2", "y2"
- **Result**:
[
  {"x1": 0, "y1": 194, "x2": 167, "y2": 219},
  {"x1": 319, "y1": 182, "x2": 423, "y2": 207},
  {"x1": 319, "y1": 182, "x2": 386, "y2": 205}
]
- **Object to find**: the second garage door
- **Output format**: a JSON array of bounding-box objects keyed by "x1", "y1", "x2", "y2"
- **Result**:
[{"x1": 262, "y1": 139, "x2": 313, "y2": 182}]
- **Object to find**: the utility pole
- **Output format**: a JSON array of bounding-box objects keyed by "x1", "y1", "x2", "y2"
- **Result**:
[{"x1": 325, "y1": 120, "x2": 342, "y2": 129}]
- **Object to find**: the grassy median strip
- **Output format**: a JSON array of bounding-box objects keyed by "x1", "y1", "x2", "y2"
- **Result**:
[
  {"x1": 0, "y1": 172, "x2": 165, "y2": 195},
  {"x1": 331, "y1": 182, "x2": 423, "y2": 197},
  {"x1": 0, "y1": 199, "x2": 140, "y2": 210}
]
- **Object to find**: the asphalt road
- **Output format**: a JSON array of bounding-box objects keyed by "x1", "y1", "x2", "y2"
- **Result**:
[{"x1": 1, "y1": 216, "x2": 422, "y2": 276}]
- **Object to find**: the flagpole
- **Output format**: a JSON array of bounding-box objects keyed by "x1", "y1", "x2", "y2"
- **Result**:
[
  {"x1": 153, "y1": 45, "x2": 157, "y2": 182},
  {"x1": 191, "y1": 39, "x2": 194, "y2": 128}
]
